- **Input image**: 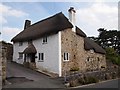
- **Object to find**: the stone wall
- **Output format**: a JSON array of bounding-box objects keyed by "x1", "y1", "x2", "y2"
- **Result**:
[
  {"x1": 0, "y1": 41, "x2": 7, "y2": 87},
  {"x1": 1, "y1": 41, "x2": 13, "y2": 62},
  {"x1": 61, "y1": 29, "x2": 106, "y2": 76},
  {"x1": 65, "y1": 65, "x2": 119, "y2": 87}
]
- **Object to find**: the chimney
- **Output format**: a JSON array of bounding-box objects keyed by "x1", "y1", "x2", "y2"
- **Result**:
[
  {"x1": 24, "y1": 20, "x2": 31, "y2": 29},
  {"x1": 68, "y1": 7, "x2": 76, "y2": 32}
]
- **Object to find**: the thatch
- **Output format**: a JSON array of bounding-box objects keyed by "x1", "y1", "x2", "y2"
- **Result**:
[
  {"x1": 11, "y1": 12, "x2": 105, "y2": 54},
  {"x1": 11, "y1": 12, "x2": 73, "y2": 42},
  {"x1": 23, "y1": 43, "x2": 37, "y2": 54},
  {"x1": 84, "y1": 37, "x2": 106, "y2": 54},
  {"x1": 76, "y1": 26, "x2": 86, "y2": 37}
]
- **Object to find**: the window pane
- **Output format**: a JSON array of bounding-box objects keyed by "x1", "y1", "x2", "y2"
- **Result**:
[
  {"x1": 41, "y1": 53, "x2": 44, "y2": 60},
  {"x1": 64, "y1": 52, "x2": 69, "y2": 61},
  {"x1": 43, "y1": 36, "x2": 47, "y2": 43},
  {"x1": 39, "y1": 53, "x2": 40, "y2": 60},
  {"x1": 19, "y1": 53, "x2": 23, "y2": 59},
  {"x1": 38, "y1": 53, "x2": 44, "y2": 61}
]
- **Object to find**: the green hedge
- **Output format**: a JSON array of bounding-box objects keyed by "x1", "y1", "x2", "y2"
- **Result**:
[{"x1": 106, "y1": 47, "x2": 120, "y2": 66}]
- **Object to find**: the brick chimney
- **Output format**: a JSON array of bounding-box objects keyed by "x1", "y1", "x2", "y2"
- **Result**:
[
  {"x1": 24, "y1": 20, "x2": 31, "y2": 29},
  {"x1": 68, "y1": 7, "x2": 76, "y2": 32}
]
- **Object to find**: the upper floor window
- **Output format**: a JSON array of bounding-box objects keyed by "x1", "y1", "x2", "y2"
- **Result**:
[
  {"x1": 28, "y1": 40, "x2": 32, "y2": 44},
  {"x1": 19, "y1": 42, "x2": 23, "y2": 46},
  {"x1": 43, "y1": 36, "x2": 47, "y2": 44},
  {"x1": 63, "y1": 52, "x2": 69, "y2": 61}
]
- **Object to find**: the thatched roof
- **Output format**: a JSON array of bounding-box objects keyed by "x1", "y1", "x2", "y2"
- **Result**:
[
  {"x1": 84, "y1": 37, "x2": 106, "y2": 54},
  {"x1": 11, "y1": 12, "x2": 105, "y2": 54},
  {"x1": 76, "y1": 26, "x2": 86, "y2": 37},
  {"x1": 23, "y1": 43, "x2": 37, "y2": 54},
  {"x1": 11, "y1": 12, "x2": 73, "y2": 42}
]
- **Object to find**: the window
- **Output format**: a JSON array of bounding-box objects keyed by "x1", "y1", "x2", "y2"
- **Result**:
[
  {"x1": 63, "y1": 52, "x2": 69, "y2": 61},
  {"x1": 28, "y1": 40, "x2": 32, "y2": 44},
  {"x1": 38, "y1": 53, "x2": 44, "y2": 61},
  {"x1": 97, "y1": 57, "x2": 100, "y2": 61},
  {"x1": 87, "y1": 57, "x2": 90, "y2": 61},
  {"x1": 43, "y1": 36, "x2": 47, "y2": 44},
  {"x1": 90, "y1": 49, "x2": 94, "y2": 54},
  {"x1": 19, "y1": 42, "x2": 23, "y2": 46},
  {"x1": 19, "y1": 53, "x2": 23, "y2": 59}
]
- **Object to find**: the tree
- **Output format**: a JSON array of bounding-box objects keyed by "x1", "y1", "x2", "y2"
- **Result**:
[
  {"x1": 97, "y1": 28, "x2": 120, "y2": 54},
  {"x1": 105, "y1": 47, "x2": 120, "y2": 66},
  {"x1": 89, "y1": 28, "x2": 120, "y2": 65}
]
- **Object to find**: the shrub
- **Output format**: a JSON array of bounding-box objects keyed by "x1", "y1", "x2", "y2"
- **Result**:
[
  {"x1": 70, "y1": 67, "x2": 79, "y2": 71},
  {"x1": 69, "y1": 79, "x2": 79, "y2": 87},
  {"x1": 106, "y1": 47, "x2": 120, "y2": 66},
  {"x1": 86, "y1": 76, "x2": 99, "y2": 83},
  {"x1": 78, "y1": 77, "x2": 85, "y2": 85},
  {"x1": 79, "y1": 76, "x2": 99, "y2": 85}
]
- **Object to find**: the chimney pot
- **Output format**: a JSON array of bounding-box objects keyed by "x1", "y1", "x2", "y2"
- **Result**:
[
  {"x1": 68, "y1": 7, "x2": 76, "y2": 13},
  {"x1": 24, "y1": 20, "x2": 31, "y2": 29}
]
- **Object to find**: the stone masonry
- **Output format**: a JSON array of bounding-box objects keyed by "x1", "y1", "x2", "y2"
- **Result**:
[
  {"x1": 0, "y1": 41, "x2": 7, "y2": 87},
  {"x1": 61, "y1": 28, "x2": 106, "y2": 76}
]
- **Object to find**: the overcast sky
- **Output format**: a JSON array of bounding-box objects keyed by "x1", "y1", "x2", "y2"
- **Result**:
[{"x1": 0, "y1": 0, "x2": 119, "y2": 43}]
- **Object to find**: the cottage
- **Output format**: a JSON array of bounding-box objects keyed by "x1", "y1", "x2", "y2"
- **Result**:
[{"x1": 11, "y1": 7, "x2": 106, "y2": 77}]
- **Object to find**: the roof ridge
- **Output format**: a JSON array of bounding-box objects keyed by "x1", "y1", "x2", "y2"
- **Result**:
[{"x1": 24, "y1": 12, "x2": 63, "y2": 30}]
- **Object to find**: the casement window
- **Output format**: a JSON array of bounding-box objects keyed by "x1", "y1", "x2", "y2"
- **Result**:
[
  {"x1": 63, "y1": 52, "x2": 69, "y2": 61},
  {"x1": 90, "y1": 49, "x2": 94, "y2": 54},
  {"x1": 38, "y1": 53, "x2": 44, "y2": 61},
  {"x1": 19, "y1": 42, "x2": 23, "y2": 46},
  {"x1": 42, "y1": 36, "x2": 47, "y2": 44},
  {"x1": 28, "y1": 40, "x2": 32, "y2": 44},
  {"x1": 97, "y1": 57, "x2": 100, "y2": 61},
  {"x1": 87, "y1": 57, "x2": 94, "y2": 62},
  {"x1": 87, "y1": 57, "x2": 90, "y2": 62},
  {"x1": 19, "y1": 53, "x2": 23, "y2": 59}
]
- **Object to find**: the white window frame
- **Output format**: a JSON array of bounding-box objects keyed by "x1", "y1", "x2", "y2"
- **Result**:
[
  {"x1": 90, "y1": 49, "x2": 94, "y2": 54},
  {"x1": 18, "y1": 52, "x2": 23, "y2": 59},
  {"x1": 63, "y1": 52, "x2": 69, "y2": 61},
  {"x1": 42, "y1": 36, "x2": 47, "y2": 44},
  {"x1": 38, "y1": 53, "x2": 44, "y2": 62}
]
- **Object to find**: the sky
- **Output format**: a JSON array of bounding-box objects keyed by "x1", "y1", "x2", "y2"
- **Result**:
[{"x1": 0, "y1": 0, "x2": 119, "y2": 43}]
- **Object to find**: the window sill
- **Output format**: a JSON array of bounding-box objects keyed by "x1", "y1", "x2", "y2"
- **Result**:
[
  {"x1": 18, "y1": 58, "x2": 23, "y2": 60},
  {"x1": 63, "y1": 60, "x2": 69, "y2": 62},
  {"x1": 42, "y1": 42, "x2": 47, "y2": 44},
  {"x1": 38, "y1": 60, "x2": 44, "y2": 62}
]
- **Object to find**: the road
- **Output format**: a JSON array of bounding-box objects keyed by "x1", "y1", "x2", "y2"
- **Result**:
[
  {"x1": 2, "y1": 61, "x2": 120, "y2": 89},
  {"x1": 3, "y1": 62, "x2": 65, "y2": 88}
]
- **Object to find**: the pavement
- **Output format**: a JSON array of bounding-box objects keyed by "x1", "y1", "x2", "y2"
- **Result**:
[{"x1": 3, "y1": 62, "x2": 65, "y2": 88}]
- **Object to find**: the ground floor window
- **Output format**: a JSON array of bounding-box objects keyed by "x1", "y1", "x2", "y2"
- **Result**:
[
  {"x1": 19, "y1": 52, "x2": 23, "y2": 59},
  {"x1": 38, "y1": 53, "x2": 44, "y2": 62},
  {"x1": 63, "y1": 52, "x2": 69, "y2": 61}
]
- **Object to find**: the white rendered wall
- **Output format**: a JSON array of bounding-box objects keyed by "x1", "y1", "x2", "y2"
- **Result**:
[
  {"x1": 13, "y1": 42, "x2": 28, "y2": 64},
  {"x1": 34, "y1": 33, "x2": 61, "y2": 76}
]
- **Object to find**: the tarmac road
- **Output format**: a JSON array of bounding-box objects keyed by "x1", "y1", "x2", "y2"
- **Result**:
[{"x1": 3, "y1": 61, "x2": 65, "y2": 88}]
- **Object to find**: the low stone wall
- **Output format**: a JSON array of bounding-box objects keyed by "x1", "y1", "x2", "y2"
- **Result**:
[{"x1": 64, "y1": 65, "x2": 119, "y2": 87}]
